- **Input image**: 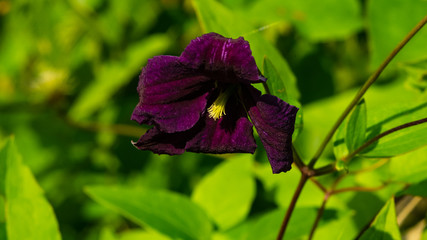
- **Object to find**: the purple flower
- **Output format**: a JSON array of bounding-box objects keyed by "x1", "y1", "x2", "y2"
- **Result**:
[{"x1": 131, "y1": 33, "x2": 299, "y2": 173}]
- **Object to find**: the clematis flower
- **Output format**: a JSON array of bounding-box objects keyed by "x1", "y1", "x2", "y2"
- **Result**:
[{"x1": 131, "y1": 33, "x2": 299, "y2": 173}]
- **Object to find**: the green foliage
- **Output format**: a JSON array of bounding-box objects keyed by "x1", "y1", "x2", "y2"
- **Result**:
[
  {"x1": 68, "y1": 34, "x2": 171, "y2": 121},
  {"x1": 191, "y1": 155, "x2": 255, "y2": 230},
  {"x1": 360, "y1": 197, "x2": 402, "y2": 240},
  {"x1": 280, "y1": 0, "x2": 363, "y2": 41},
  {"x1": 346, "y1": 99, "x2": 367, "y2": 152},
  {"x1": 388, "y1": 147, "x2": 427, "y2": 184},
  {"x1": 368, "y1": 0, "x2": 427, "y2": 69},
  {"x1": 0, "y1": 0, "x2": 426, "y2": 239},
  {"x1": 263, "y1": 57, "x2": 289, "y2": 102},
  {"x1": 0, "y1": 138, "x2": 61, "y2": 240},
  {"x1": 85, "y1": 186, "x2": 213, "y2": 240}
]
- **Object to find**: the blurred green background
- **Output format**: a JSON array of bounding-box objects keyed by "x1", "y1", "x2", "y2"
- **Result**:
[{"x1": 1, "y1": 0, "x2": 426, "y2": 239}]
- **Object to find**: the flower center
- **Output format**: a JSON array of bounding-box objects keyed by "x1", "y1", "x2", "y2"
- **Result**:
[{"x1": 207, "y1": 86, "x2": 235, "y2": 120}]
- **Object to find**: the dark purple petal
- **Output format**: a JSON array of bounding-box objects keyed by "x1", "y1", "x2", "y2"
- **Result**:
[
  {"x1": 248, "y1": 94, "x2": 299, "y2": 173},
  {"x1": 131, "y1": 55, "x2": 214, "y2": 133},
  {"x1": 132, "y1": 123, "x2": 204, "y2": 155},
  {"x1": 132, "y1": 127, "x2": 186, "y2": 155},
  {"x1": 137, "y1": 55, "x2": 213, "y2": 104},
  {"x1": 132, "y1": 92, "x2": 210, "y2": 133},
  {"x1": 185, "y1": 98, "x2": 257, "y2": 154},
  {"x1": 179, "y1": 33, "x2": 265, "y2": 83}
]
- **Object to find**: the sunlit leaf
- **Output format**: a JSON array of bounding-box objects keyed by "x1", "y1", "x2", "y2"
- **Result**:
[
  {"x1": 1, "y1": 138, "x2": 62, "y2": 240},
  {"x1": 346, "y1": 99, "x2": 367, "y2": 152},
  {"x1": 314, "y1": 211, "x2": 358, "y2": 240},
  {"x1": 284, "y1": 0, "x2": 362, "y2": 41},
  {"x1": 368, "y1": 0, "x2": 427, "y2": 69},
  {"x1": 388, "y1": 147, "x2": 427, "y2": 184},
  {"x1": 246, "y1": 208, "x2": 318, "y2": 240},
  {"x1": 246, "y1": 0, "x2": 362, "y2": 41},
  {"x1": 191, "y1": 155, "x2": 255, "y2": 230},
  {"x1": 85, "y1": 186, "x2": 213, "y2": 240},
  {"x1": 296, "y1": 78, "x2": 427, "y2": 159},
  {"x1": 361, "y1": 99, "x2": 427, "y2": 157},
  {"x1": 333, "y1": 120, "x2": 349, "y2": 161},
  {"x1": 0, "y1": 195, "x2": 5, "y2": 240},
  {"x1": 119, "y1": 230, "x2": 171, "y2": 240},
  {"x1": 359, "y1": 197, "x2": 401, "y2": 240},
  {"x1": 263, "y1": 57, "x2": 288, "y2": 102},
  {"x1": 398, "y1": 179, "x2": 427, "y2": 197}
]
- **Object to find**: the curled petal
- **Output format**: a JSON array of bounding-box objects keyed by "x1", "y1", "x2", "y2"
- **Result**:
[
  {"x1": 186, "y1": 99, "x2": 257, "y2": 154},
  {"x1": 248, "y1": 94, "x2": 299, "y2": 173},
  {"x1": 179, "y1": 33, "x2": 264, "y2": 83},
  {"x1": 131, "y1": 55, "x2": 214, "y2": 133},
  {"x1": 132, "y1": 124, "x2": 203, "y2": 155}
]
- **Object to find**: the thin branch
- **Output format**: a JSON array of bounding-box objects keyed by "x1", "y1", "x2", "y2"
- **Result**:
[
  {"x1": 292, "y1": 145, "x2": 306, "y2": 169},
  {"x1": 332, "y1": 184, "x2": 387, "y2": 194},
  {"x1": 314, "y1": 163, "x2": 336, "y2": 176},
  {"x1": 349, "y1": 158, "x2": 390, "y2": 174},
  {"x1": 307, "y1": 15, "x2": 427, "y2": 168},
  {"x1": 310, "y1": 178, "x2": 328, "y2": 193},
  {"x1": 308, "y1": 191, "x2": 332, "y2": 240},
  {"x1": 343, "y1": 117, "x2": 427, "y2": 161},
  {"x1": 276, "y1": 174, "x2": 309, "y2": 240}
]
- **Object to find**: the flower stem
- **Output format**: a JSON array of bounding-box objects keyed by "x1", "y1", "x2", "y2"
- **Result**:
[
  {"x1": 292, "y1": 145, "x2": 306, "y2": 168},
  {"x1": 276, "y1": 173, "x2": 309, "y2": 240},
  {"x1": 308, "y1": 191, "x2": 331, "y2": 240},
  {"x1": 314, "y1": 163, "x2": 336, "y2": 176},
  {"x1": 343, "y1": 117, "x2": 427, "y2": 161},
  {"x1": 262, "y1": 82, "x2": 271, "y2": 95},
  {"x1": 307, "y1": 15, "x2": 427, "y2": 169},
  {"x1": 332, "y1": 184, "x2": 388, "y2": 194}
]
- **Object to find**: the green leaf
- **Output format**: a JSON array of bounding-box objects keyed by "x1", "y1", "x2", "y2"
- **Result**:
[
  {"x1": 98, "y1": 227, "x2": 172, "y2": 240},
  {"x1": 0, "y1": 196, "x2": 4, "y2": 223},
  {"x1": 191, "y1": 155, "x2": 255, "y2": 230},
  {"x1": 263, "y1": 57, "x2": 288, "y2": 102},
  {"x1": 246, "y1": 208, "x2": 318, "y2": 240},
  {"x1": 346, "y1": 99, "x2": 367, "y2": 152},
  {"x1": 0, "y1": 195, "x2": 5, "y2": 240},
  {"x1": 368, "y1": 0, "x2": 427, "y2": 69},
  {"x1": 314, "y1": 211, "x2": 359, "y2": 240},
  {"x1": 399, "y1": 179, "x2": 427, "y2": 197},
  {"x1": 85, "y1": 186, "x2": 212, "y2": 240},
  {"x1": 360, "y1": 197, "x2": 401, "y2": 240},
  {"x1": 284, "y1": 0, "x2": 362, "y2": 41},
  {"x1": 119, "y1": 230, "x2": 171, "y2": 240},
  {"x1": 1, "y1": 138, "x2": 62, "y2": 240},
  {"x1": 335, "y1": 159, "x2": 348, "y2": 172},
  {"x1": 333, "y1": 119, "x2": 349, "y2": 161},
  {"x1": 361, "y1": 99, "x2": 427, "y2": 157},
  {"x1": 263, "y1": 56, "x2": 303, "y2": 139},
  {"x1": 422, "y1": 221, "x2": 427, "y2": 240},
  {"x1": 0, "y1": 141, "x2": 6, "y2": 196},
  {"x1": 245, "y1": 0, "x2": 362, "y2": 41},
  {"x1": 274, "y1": 164, "x2": 325, "y2": 208},
  {"x1": 388, "y1": 147, "x2": 427, "y2": 184},
  {"x1": 68, "y1": 34, "x2": 171, "y2": 121},
  {"x1": 296, "y1": 78, "x2": 427, "y2": 159},
  {"x1": 192, "y1": 0, "x2": 300, "y2": 102}
]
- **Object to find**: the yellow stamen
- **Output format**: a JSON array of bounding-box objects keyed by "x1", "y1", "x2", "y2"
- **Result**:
[{"x1": 207, "y1": 87, "x2": 235, "y2": 120}]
